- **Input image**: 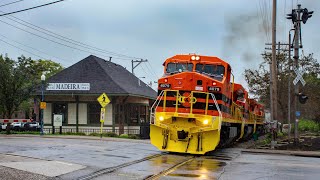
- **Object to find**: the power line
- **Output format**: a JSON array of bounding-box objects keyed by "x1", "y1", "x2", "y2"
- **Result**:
[
  {"x1": 0, "y1": 10, "x2": 144, "y2": 60},
  {"x1": 146, "y1": 61, "x2": 160, "y2": 79},
  {"x1": 0, "y1": 19, "x2": 133, "y2": 61},
  {"x1": 141, "y1": 63, "x2": 155, "y2": 80},
  {"x1": 0, "y1": 0, "x2": 66, "y2": 17},
  {"x1": 0, "y1": 0, "x2": 25, "y2": 8},
  {"x1": 0, "y1": 33, "x2": 70, "y2": 66},
  {"x1": 0, "y1": 38, "x2": 48, "y2": 60},
  {"x1": 2, "y1": 15, "x2": 126, "y2": 59}
]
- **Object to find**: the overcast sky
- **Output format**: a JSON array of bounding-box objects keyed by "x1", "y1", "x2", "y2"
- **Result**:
[{"x1": 0, "y1": 0, "x2": 319, "y2": 90}]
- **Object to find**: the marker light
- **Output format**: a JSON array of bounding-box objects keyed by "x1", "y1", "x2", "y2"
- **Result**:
[
  {"x1": 212, "y1": 82, "x2": 216, "y2": 85},
  {"x1": 195, "y1": 56, "x2": 200, "y2": 60},
  {"x1": 203, "y1": 119, "x2": 209, "y2": 125},
  {"x1": 159, "y1": 116, "x2": 164, "y2": 121},
  {"x1": 164, "y1": 78, "x2": 168, "y2": 82},
  {"x1": 191, "y1": 56, "x2": 196, "y2": 60}
]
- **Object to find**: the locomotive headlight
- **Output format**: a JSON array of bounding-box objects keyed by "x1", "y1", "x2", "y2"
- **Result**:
[
  {"x1": 191, "y1": 55, "x2": 196, "y2": 60},
  {"x1": 195, "y1": 56, "x2": 200, "y2": 60},
  {"x1": 203, "y1": 119, "x2": 209, "y2": 125},
  {"x1": 159, "y1": 116, "x2": 164, "y2": 121}
]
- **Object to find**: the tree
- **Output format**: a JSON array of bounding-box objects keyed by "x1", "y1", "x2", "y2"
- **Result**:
[
  {"x1": 0, "y1": 55, "x2": 64, "y2": 118},
  {"x1": 244, "y1": 52, "x2": 320, "y2": 122}
]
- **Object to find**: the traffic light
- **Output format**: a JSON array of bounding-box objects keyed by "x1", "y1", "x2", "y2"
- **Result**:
[
  {"x1": 287, "y1": 10, "x2": 297, "y2": 24},
  {"x1": 298, "y1": 92, "x2": 308, "y2": 104},
  {"x1": 301, "y1": 8, "x2": 313, "y2": 24}
]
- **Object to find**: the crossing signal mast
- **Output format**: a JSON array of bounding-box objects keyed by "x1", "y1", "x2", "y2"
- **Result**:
[
  {"x1": 301, "y1": 8, "x2": 314, "y2": 24},
  {"x1": 287, "y1": 8, "x2": 313, "y2": 24},
  {"x1": 287, "y1": 10, "x2": 297, "y2": 24},
  {"x1": 286, "y1": 4, "x2": 313, "y2": 144}
]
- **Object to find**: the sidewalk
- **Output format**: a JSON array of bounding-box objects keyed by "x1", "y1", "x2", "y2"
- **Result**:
[
  {"x1": 0, "y1": 134, "x2": 150, "y2": 144},
  {"x1": 242, "y1": 148, "x2": 320, "y2": 158}
]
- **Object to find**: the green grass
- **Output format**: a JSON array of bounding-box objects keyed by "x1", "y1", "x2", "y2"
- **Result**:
[
  {"x1": 298, "y1": 119, "x2": 320, "y2": 132},
  {"x1": 61, "y1": 132, "x2": 86, "y2": 136},
  {"x1": 0, "y1": 131, "x2": 40, "y2": 135}
]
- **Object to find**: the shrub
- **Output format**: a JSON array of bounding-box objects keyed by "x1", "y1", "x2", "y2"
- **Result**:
[
  {"x1": 298, "y1": 119, "x2": 319, "y2": 132},
  {"x1": 102, "y1": 132, "x2": 118, "y2": 137},
  {"x1": 89, "y1": 132, "x2": 100, "y2": 136},
  {"x1": 277, "y1": 132, "x2": 284, "y2": 137},
  {"x1": 128, "y1": 134, "x2": 139, "y2": 139},
  {"x1": 119, "y1": 134, "x2": 129, "y2": 138}
]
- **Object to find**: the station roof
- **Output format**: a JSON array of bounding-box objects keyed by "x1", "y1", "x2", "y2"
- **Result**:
[{"x1": 41, "y1": 55, "x2": 157, "y2": 99}]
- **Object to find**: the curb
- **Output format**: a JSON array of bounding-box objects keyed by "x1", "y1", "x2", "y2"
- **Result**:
[
  {"x1": 242, "y1": 148, "x2": 320, "y2": 158},
  {"x1": 0, "y1": 134, "x2": 150, "y2": 144}
]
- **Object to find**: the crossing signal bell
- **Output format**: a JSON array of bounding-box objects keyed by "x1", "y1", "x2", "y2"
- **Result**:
[
  {"x1": 298, "y1": 92, "x2": 308, "y2": 104},
  {"x1": 286, "y1": 10, "x2": 297, "y2": 24},
  {"x1": 301, "y1": 8, "x2": 313, "y2": 24}
]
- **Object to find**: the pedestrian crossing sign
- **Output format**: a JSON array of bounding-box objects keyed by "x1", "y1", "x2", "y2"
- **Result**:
[{"x1": 97, "y1": 93, "x2": 110, "y2": 107}]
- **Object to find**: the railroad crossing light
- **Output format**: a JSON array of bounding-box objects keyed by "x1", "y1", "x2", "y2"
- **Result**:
[
  {"x1": 286, "y1": 9, "x2": 297, "y2": 24},
  {"x1": 302, "y1": 8, "x2": 313, "y2": 24},
  {"x1": 298, "y1": 92, "x2": 308, "y2": 104}
]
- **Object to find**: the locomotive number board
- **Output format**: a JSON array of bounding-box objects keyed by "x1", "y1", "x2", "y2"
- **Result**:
[{"x1": 208, "y1": 86, "x2": 221, "y2": 92}]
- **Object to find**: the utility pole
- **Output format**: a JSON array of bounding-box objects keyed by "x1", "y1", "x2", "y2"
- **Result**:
[
  {"x1": 271, "y1": 0, "x2": 278, "y2": 125},
  {"x1": 131, "y1": 59, "x2": 148, "y2": 75},
  {"x1": 288, "y1": 31, "x2": 292, "y2": 140}
]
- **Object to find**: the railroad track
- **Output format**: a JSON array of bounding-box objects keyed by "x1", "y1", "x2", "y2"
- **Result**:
[
  {"x1": 77, "y1": 150, "x2": 237, "y2": 180},
  {"x1": 77, "y1": 153, "x2": 163, "y2": 180},
  {"x1": 144, "y1": 156, "x2": 195, "y2": 180}
]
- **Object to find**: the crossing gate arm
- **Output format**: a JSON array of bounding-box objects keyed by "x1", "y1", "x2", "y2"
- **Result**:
[{"x1": 0, "y1": 119, "x2": 33, "y2": 123}]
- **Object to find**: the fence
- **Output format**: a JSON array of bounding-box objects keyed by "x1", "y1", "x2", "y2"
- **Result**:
[{"x1": 42, "y1": 128, "x2": 140, "y2": 135}]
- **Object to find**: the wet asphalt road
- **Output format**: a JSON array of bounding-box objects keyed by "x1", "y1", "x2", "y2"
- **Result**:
[{"x1": 0, "y1": 135, "x2": 320, "y2": 180}]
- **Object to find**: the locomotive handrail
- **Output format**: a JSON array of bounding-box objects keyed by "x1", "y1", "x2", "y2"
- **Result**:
[
  {"x1": 231, "y1": 102, "x2": 244, "y2": 120},
  {"x1": 209, "y1": 93, "x2": 222, "y2": 130},
  {"x1": 150, "y1": 89, "x2": 222, "y2": 128},
  {"x1": 150, "y1": 90, "x2": 164, "y2": 125}
]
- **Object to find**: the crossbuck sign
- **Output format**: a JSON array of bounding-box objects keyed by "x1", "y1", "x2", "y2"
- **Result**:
[{"x1": 293, "y1": 67, "x2": 306, "y2": 86}]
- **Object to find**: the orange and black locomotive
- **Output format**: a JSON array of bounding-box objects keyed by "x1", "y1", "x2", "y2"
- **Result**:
[{"x1": 150, "y1": 54, "x2": 264, "y2": 154}]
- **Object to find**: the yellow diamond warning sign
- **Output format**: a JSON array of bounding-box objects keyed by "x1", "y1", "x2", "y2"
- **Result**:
[{"x1": 97, "y1": 93, "x2": 110, "y2": 108}]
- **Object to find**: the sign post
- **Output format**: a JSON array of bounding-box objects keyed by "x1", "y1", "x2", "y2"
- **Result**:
[
  {"x1": 97, "y1": 93, "x2": 110, "y2": 138},
  {"x1": 53, "y1": 114, "x2": 63, "y2": 134},
  {"x1": 100, "y1": 108, "x2": 105, "y2": 138}
]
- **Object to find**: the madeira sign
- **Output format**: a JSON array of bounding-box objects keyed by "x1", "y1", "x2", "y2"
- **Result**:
[{"x1": 47, "y1": 83, "x2": 90, "y2": 90}]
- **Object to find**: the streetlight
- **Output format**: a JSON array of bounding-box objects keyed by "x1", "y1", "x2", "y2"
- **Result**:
[{"x1": 40, "y1": 74, "x2": 45, "y2": 136}]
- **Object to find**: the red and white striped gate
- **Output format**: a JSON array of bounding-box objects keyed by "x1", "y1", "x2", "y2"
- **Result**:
[{"x1": 0, "y1": 119, "x2": 33, "y2": 123}]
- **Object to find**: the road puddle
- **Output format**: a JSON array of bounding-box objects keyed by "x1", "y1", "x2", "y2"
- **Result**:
[{"x1": 166, "y1": 158, "x2": 227, "y2": 179}]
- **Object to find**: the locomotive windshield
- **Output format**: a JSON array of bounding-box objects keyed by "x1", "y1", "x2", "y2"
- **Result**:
[
  {"x1": 195, "y1": 64, "x2": 225, "y2": 80},
  {"x1": 166, "y1": 63, "x2": 193, "y2": 74}
]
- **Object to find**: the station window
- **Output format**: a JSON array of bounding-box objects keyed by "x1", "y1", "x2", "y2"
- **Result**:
[
  {"x1": 53, "y1": 103, "x2": 68, "y2": 124},
  {"x1": 88, "y1": 103, "x2": 100, "y2": 125}
]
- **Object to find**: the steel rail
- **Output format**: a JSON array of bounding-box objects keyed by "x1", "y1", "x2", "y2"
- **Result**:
[
  {"x1": 144, "y1": 156, "x2": 195, "y2": 180},
  {"x1": 77, "y1": 153, "x2": 163, "y2": 180}
]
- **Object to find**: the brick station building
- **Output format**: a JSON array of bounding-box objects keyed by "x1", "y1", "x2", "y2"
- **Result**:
[{"x1": 37, "y1": 55, "x2": 156, "y2": 136}]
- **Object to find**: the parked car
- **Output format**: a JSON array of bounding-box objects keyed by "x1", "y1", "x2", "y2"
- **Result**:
[
  {"x1": 1, "y1": 123, "x2": 7, "y2": 131},
  {"x1": 24, "y1": 122, "x2": 40, "y2": 131},
  {"x1": 10, "y1": 122, "x2": 25, "y2": 131}
]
